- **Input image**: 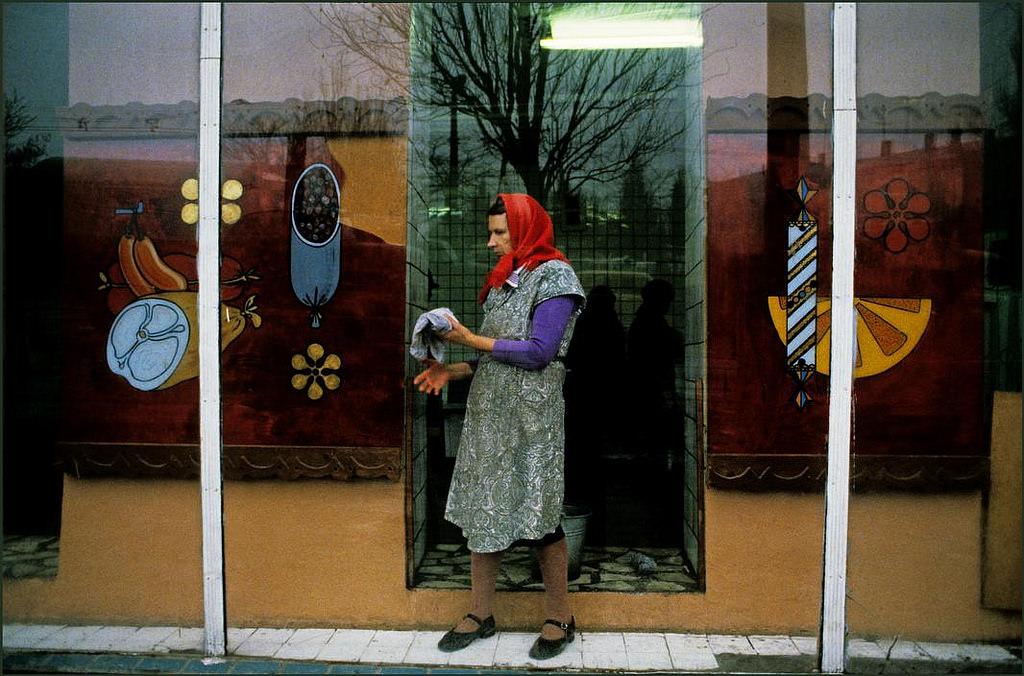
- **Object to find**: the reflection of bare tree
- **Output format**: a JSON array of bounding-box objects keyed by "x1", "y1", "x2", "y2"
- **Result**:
[
  {"x1": 315, "y1": 3, "x2": 696, "y2": 206},
  {"x1": 310, "y1": 3, "x2": 411, "y2": 100},
  {"x1": 4, "y1": 90, "x2": 51, "y2": 170}
]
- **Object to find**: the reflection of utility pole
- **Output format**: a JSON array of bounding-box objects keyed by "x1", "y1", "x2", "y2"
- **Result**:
[{"x1": 448, "y1": 75, "x2": 465, "y2": 200}]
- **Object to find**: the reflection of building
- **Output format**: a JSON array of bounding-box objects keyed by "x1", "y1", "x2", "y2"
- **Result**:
[{"x1": 3, "y1": 1, "x2": 1020, "y2": 661}]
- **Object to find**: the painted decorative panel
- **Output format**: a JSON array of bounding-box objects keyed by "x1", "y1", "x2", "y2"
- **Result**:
[
  {"x1": 55, "y1": 100, "x2": 406, "y2": 480},
  {"x1": 706, "y1": 94, "x2": 988, "y2": 491}
]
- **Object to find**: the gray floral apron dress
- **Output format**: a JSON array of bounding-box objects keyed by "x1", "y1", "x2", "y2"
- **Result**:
[{"x1": 445, "y1": 260, "x2": 586, "y2": 553}]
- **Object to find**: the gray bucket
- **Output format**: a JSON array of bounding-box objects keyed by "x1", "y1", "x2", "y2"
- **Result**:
[
  {"x1": 562, "y1": 504, "x2": 591, "y2": 580},
  {"x1": 529, "y1": 504, "x2": 591, "y2": 581}
]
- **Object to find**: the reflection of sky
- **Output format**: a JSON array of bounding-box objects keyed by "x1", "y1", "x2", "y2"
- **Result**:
[
  {"x1": 2, "y1": 3, "x2": 988, "y2": 138},
  {"x1": 3, "y1": 3, "x2": 68, "y2": 157},
  {"x1": 67, "y1": 4, "x2": 199, "y2": 105},
  {"x1": 64, "y1": 3, "x2": 393, "y2": 106},
  {"x1": 703, "y1": 3, "x2": 979, "y2": 99}
]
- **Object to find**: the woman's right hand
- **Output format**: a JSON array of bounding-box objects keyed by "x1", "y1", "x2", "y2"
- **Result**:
[{"x1": 413, "y1": 359, "x2": 450, "y2": 395}]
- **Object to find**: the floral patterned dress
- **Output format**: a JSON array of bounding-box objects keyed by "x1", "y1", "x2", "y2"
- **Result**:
[{"x1": 445, "y1": 260, "x2": 586, "y2": 553}]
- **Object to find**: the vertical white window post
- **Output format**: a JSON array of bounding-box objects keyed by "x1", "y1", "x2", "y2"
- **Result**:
[
  {"x1": 198, "y1": 2, "x2": 227, "y2": 657},
  {"x1": 821, "y1": 3, "x2": 856, "y2": 673}
]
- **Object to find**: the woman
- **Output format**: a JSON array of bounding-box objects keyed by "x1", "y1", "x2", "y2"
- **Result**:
[{"x1": 414, "y1": 193, "x2": 585, "y2": 660}]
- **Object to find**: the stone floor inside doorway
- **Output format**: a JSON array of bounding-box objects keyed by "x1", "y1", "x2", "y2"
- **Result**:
[
  {"x1": 415, "y1": 543, "x2": 700, "y2": 593},
  {"x1": 3, "y1": 535, "x2": 59, "y2": 580},
  {"x1": 3, "y1": 535, "x2": 700, "y2": 593}
]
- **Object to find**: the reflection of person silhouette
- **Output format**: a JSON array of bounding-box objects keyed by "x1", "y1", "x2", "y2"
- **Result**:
[
  {"x1": 413, "y1": 194, "x2": 586, "y2": 660},
  {"x1": 627, "y1": 279, "x2": 683, "y2": 462},
  {"x1": 563, "y1": 285, "x2": 626, "y2": 543}
]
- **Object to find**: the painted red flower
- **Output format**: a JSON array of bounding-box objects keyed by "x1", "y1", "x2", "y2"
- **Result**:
[{"x1": 862, "y1": 178, "x2": 931, "y2": 253}]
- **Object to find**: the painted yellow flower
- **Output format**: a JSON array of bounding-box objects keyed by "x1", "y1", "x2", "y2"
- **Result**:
[{"x1": 290, "y1": 343, "x2": 341, "y2": 400}]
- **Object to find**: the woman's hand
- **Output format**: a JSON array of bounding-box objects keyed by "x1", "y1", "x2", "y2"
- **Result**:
[
  {"x1": 441, "y1": 315, "x2": 474, "y2": 347},
  {"x1": 441, "y1": 315, "x2": 496, "y2": 353},
  {"x1": 414, "y1": 359, "x2": 450, "y2": 395}
]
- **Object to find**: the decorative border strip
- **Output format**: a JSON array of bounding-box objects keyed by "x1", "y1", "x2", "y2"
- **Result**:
[
  {"x1": 707, "y1": 454, "x2": 989, "y2": 492},
  {"x1": 706, "y1": 93, "x2": 987, "y2": 133},
  {"x1": 55, "y1": 443, "x2": 402, "y2": 481},
  {"x1": 58, "y1": 93, "x2": 985, "y2": 139},
  {"x1": 56, "y1": 97, "x2": 408, "y2": 140}
]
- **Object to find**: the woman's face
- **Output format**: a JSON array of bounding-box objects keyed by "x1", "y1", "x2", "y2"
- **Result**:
[{"x1": 487, "y1": 213, "x2": 513, "y2": 258}]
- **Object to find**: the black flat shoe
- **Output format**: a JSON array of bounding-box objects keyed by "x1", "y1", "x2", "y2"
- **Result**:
[
  {"x1": 437, "y1": 613, "x2": 496, "y2": 652},
  {"x1": 528, "y1": 616, "x2": 575, "y2": 660}
]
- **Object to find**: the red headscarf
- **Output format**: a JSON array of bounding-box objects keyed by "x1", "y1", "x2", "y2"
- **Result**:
[{"x1": 478, "y1": 193, "x2": 569, "y2": 304}]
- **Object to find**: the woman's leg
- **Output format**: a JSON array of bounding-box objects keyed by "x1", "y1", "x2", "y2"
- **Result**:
[
  {"x1": 453, "y1": 550, "x2": 504, "y2": 632},
  {"x1": 536, "y1": 538, "x2": 573, "y2": 639}
]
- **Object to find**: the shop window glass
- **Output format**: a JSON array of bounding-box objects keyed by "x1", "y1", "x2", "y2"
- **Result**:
[
  {"x1": 212, "y1": 3, "x2": 407, "y2": 480},
  {"x1": 846, "y1": 1, "x2": 1021, "y2": 646},
  {"x1": 3, "y1": 3, "x2": 201, "y2": 563}
]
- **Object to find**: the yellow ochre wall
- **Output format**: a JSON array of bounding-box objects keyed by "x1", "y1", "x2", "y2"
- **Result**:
[{"x1": 4, "y1": 477, "x2": 1019, "y2": 642}]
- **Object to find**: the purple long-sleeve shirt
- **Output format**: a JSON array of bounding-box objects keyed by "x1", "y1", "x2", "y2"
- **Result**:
[{"x1": 489, "y1": 295, "x2": 576, "y2": 370}]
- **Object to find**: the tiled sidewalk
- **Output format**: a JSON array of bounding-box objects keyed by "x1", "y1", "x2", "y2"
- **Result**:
[{"x1": 3, "y1": 623, "x2": 1021, "y2": 674}]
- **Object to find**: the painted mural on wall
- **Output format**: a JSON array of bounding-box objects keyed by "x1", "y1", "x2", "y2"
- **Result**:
[
  {"x1": 101, "y1": 200, "x2": 261, "y2": 391},
  {"x1": 290, "y1": 163, "x2": 342, "y2": 328},
  {"x1": 57, "y1": 103, "x2": 407, "y2": 480},
  {"x1": 765, "y1": 176, "x2": 933, "y2": 408},
  {"x1": 705, "y1": 95, "x2": 986, "y2": 488}
]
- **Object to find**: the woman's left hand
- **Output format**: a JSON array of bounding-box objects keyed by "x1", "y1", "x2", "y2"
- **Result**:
[
  {"x1": 441, "y1": 315, "x2": 474, "y2": 347},
  {"x1": 439, "y1": 315, "x2": 496, "y2": 353}
]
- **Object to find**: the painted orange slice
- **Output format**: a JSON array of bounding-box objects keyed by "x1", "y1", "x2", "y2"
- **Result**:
[{"x1": 768, "y1": 297, "x2": 932, "y2": 378}]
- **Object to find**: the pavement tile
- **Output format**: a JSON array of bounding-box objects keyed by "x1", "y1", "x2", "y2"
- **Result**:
[
  {"x1": 579, "y1": 631, "x2": 626, "y2": 652},
  {"x1": 75, "y1": 625, "x2": 145, "y2": 651},
  {"x1": 623, "y1": 632, "x2": 669, "y2": 653},
  {"x1": 663, "y1": 633, "x2": 709, "y2": 647},
  {"x1": 156, "y1": 627, "x2": 206, "y2": 653},
  {"x1": 48, "y1": 653, "x2": 104, "y2": 672},
  {"x1": 359, "y1": 630, "x2": 415, "y2": 663},
  {"x1": 227, "y1": 628, "x2": 258, "y2": 652},
  {"x1": 669, "y1": 648, "x2": 719, "y2": 671},
  {"x1": 403, "y1": 647, "x2": 451, "y2": 667},
  {"x1": 749, "y1": 634, "x2": 801, "y2": 656},
  {"x1": 402, "y1": 633, "x2": 450, "y2": 667},
  {"x1": 85, "y1": 653, "x2": 145, "y2": 673},
  {"x1": 121, "y1": 626, "x2": 181, "y2": 653},
  {"x1": 317, "y1": 629, "x2": 376, "y2": 662},
  {"x1": 889, "y1": 639, "x2": 932, "y2": 661},
  {"x1": 3, "y1": 652, "x2": 56, "y2": 672},
  {"x1": 919, "y1": 642, "x2": 1018, "y2": 663},
  {"x1": 582, "y1": 650, "x2": 631, "y2": 670},
  {"x1": 708, "y1": 634, "x2": 756, "y2": 655},
  {"x1": 234, "y1": 629, "x2": 296, "y2": 658},
  {"x1": 791, "y1": 635, "x2": 819, "y2": 655},
  {"x1": 627, "y1": 647, "x2": 674, "y2": 671},
  {"x1": 228, "y1": 659, "x2": 281, "y2": 674},
  {"x1": 32, "y1": 625, "x2": 104, "y2": 651},
  {"x1": 665, "y1": 635, "x2": 718, "y2": 671},
  {"x1": 280, "y1": 660, "x2": 331, "y2": 673},
  {"x1": 848, "y1": 637, "x2": 890, "y2": 659},
  {"x1": 275, "y1": 628, "x2": 335, "y2": 660},
  {"x1": 136, "y1": 655, "x2": 189, "y2": 673},
  {"x1": 2, "y1": 623, "x2": 66, "y2": 648}
]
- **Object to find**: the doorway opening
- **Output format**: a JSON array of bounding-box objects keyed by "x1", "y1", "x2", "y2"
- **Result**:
[{"x1": 406, "y1": 2, "x2": 706, "y2": 591}]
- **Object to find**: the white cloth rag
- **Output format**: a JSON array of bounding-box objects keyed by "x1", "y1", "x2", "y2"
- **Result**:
[{"x1": 410, "y1": 307, "x2": 456, "y2": 363}]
